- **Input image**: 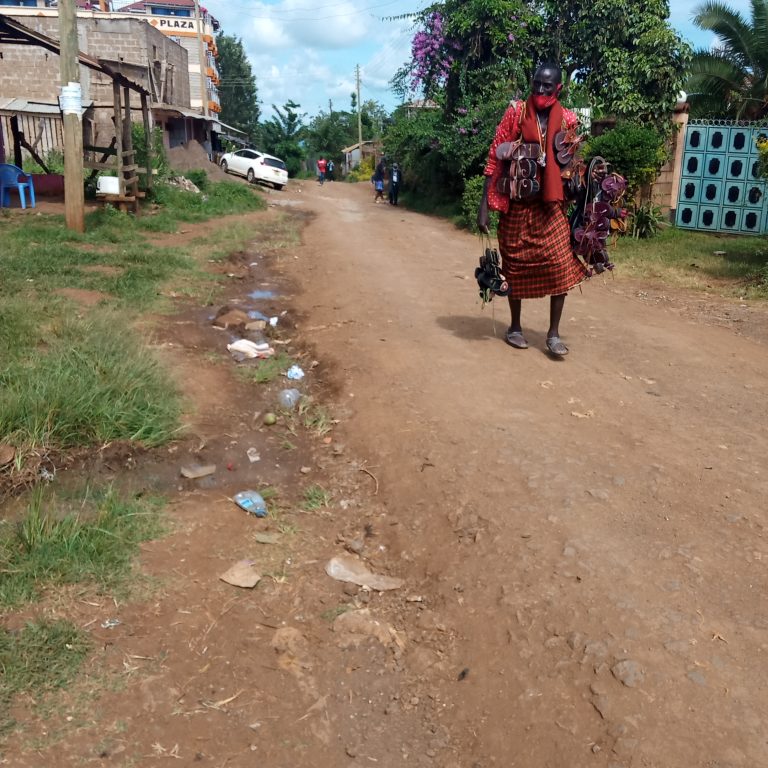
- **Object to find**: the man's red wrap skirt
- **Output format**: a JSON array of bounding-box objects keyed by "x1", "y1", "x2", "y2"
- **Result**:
[{"x1": 497, "y1": 200, "x2": 588, "y2": 299}]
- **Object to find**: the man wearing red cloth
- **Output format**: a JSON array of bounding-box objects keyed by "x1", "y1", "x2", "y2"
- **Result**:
[{"x1": 477, "y1": 63, "x2": 586, "y2": 357}]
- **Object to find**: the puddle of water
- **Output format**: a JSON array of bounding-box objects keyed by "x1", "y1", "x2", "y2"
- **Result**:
[
  {"x1": 247, "y1": 309, "x2": 269, "y2": 321},
  {"x1": 249, "y1": 290, "x2": 277, "y2": 300}
]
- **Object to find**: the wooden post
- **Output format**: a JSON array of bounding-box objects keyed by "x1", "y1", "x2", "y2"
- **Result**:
[
  {"x1": 141, "y1": 93, "x2": 152, "y2": 192},
  {"x1": 58, "y1": 0, "x2": 85, "y2": 232},
  {"x1": 113, "y1": 80, "x2": 124, "y2": 196},
  {"x1": 10, "y1": 115, "x2": 23, "y2": 168}
]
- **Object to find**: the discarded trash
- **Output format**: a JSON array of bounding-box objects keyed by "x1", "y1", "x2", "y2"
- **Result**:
[
  {"x1": 227, "y1": 339, "x2": 275, "y2": 360},
  {"x1": 101, "y1": 618, "x2": 121, "y2": 629},
  {"x1": 219, "y1": 559, "x2": 262, "y2": 589},
  {"x1": 263, "y1": 412, "x2": 277, "y2": 426},
  {"x1": 325, "y1": 554, "x2": 404, "y2": 591},
  {"x1": 246, "y1": 447, "x2": 261, "y2": 463},
  {"x1": 269, "y1": 316, "x2": 279, "y2": 327},
  {"x1": 180, "y1": 463, "x2": 216, "y2": 479},
  {"x1": 285, "y1": 365, "x2": 305, "y2": 381},
  {"x1": 234, "y1": 490, "x2": 268, "y2": 517},
  {"x1": 254, "y1": 532, "x2": 280, "y2": 545},
  {"x1": 245, "y1": 319, "x2": 267, "y2": 332},
  {"x1": 277, "y1": 388, "x2": 301, "y2": 410}
]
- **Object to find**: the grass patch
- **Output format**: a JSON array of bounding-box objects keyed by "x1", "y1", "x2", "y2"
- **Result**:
[
  {"x1": 301, "y1": 484, "x2": 331, "y2": 511},
  {"x1": 0, "y1": 311, "x2": 181, "y2": 464},
  {"x1": 143, "y1": 180, "x2": 265, "y2": 230},
  {"x1": 0, "y1": 619, "x2": 90, "y2": 736},
  {"x1": 613, "y1": 228, "x2": 768, "y2": 298},
  {"x1": 298, "y1": 398, "x2": 333, "y2": 437},
  {"x1": 236, "y1": 352, "x2": 294, "y2": 384},
  {"x1": 0, "y1": 485, "x2": 165, "y2": 609}
]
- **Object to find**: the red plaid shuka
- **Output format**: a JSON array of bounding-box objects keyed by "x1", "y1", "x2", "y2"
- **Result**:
[{"x1": 498, "y1": 201, "x2": 588, "y2": 299}]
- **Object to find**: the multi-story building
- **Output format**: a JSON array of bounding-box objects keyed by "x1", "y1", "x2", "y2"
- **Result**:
[
  {"x1": 117, "y1": 0, "x2": 221, "y2": 116},
  {"x1": 1, "y1": 0, "x2": 220, "y2": 116}
]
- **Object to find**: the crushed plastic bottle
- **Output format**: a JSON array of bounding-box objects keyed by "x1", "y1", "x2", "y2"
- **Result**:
[
  {"x1": 277, "y1": 388, "x2": 301, "y2": 410},
  {"x1": 233, "y1": 490, "x2": 267, "y2": 517}
]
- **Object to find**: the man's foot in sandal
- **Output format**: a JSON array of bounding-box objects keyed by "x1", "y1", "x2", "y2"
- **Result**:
[
  {"x1": 506, "y1": 329, "x2": 528, "y2": 349},
  {"x1": 546, "y1": 335, "x2": 568, "y2": 357}
]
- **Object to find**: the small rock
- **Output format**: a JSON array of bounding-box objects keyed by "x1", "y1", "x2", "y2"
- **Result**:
[
  {"x1": 212, "y1": 307, "x2": 250, "y2": 329},
  {"x1": 345, "y1": 745, "x2": 357, "y2": 758},
  {"x1": 566, "y1": 632, "x2": 585, "y2": 652},
  {"x1": 611, "y1": 659, "x2": 644, "y2": 688},
  {"x1": 254, "y1": 532, "x2": 280, "y2": 545},
  {"x1": 345, "y1": 538, "x2": 365, "y2": 555},
  {"x1": 300, "y1": 466, "x2": 312, "y2": 474},
  {"x1": 613, "y1": 738, "x2": 639, "y2": 758},
  {"x1": 343, "y1": 583, "x2": 359, "y2": 596},
  {"x1": 0, "y1": 444, "x2": 16, "y2": 467},
  {"x1": 587, "y1": 488, "x2": 610, "y2": 500},
  {"x1": 584, "y1": 640, "x2": 608, "y2": 658},
  {"x1": 562, "y1": 545, "x2": 577, "y2": 557}
]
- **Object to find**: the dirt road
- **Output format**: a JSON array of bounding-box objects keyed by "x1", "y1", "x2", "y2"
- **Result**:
[
  {"x1": 8, "y1": 180, "x2": 768, "y2": 767},
  {"x1": 289, "y1": 180, "x2": 768, "y2": 766}
]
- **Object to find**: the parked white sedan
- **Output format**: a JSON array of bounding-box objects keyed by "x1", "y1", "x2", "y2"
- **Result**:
[{"x1": 220, "y1": 149, "x2": 288, "y2": 190}]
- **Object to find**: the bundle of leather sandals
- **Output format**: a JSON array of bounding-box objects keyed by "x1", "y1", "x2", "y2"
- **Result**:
[{"x1": 494, "y1": 142, "x2": 542, "y2": 199}]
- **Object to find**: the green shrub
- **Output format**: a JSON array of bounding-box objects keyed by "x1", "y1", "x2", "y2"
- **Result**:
[
  {"x1": 131, "y1": 123, "x2": 169, "y2": 182},
  {"x1": 585, "y1": 123, "x2": 668, "y2": 196},
  {"x1": 183, "y1": 168, "x2": 209, "y2": 190},
  {"x1": 460, "y1": 175, "x2": 497, "y2": 233},
  {"x1": 347, "y1": 156, "x2": 374, "y2": 183},
  {"x1": 630, "y1": 201, "x2": 666, "y2": 238}
]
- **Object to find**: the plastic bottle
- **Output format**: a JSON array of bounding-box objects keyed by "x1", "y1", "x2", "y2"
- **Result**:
[
  {"x1": 233, "y1": 490, "x2": 267, "y2": 517},
  {"x1": 277, "y1": 388, "x2": 301, "y2": 410}
]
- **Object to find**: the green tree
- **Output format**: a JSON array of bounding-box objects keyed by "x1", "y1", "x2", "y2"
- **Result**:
[
  {"x1": 539, "y1": 0, "x2": 691, "y2": 130},
  {"x1": 686, "y1": 0, "x2": 768, "y2": 119},
  {"x1": 259, "y1": 101, "x2": 306, "y2": 177},
  {"x1": 216, "y1": 34, "x2": 260, "y2": 138}
]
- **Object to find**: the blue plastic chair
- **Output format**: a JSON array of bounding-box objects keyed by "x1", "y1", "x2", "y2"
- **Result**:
[{"x1": 0, "y1": 163, "x2": 36, "y2": 209}]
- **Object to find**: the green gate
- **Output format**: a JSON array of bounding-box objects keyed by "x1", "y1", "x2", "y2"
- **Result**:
[{"x1": 676, "y1": 120, "x2": 768, "y2": 235}]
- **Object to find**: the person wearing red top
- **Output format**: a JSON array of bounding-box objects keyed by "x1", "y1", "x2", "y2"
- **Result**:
[
  {"x1": 477, "y1": 63, "x2": 587, "y2": 357},
  {"x1": 317, "y1": 157, "x2": 327, "y2": 185}
]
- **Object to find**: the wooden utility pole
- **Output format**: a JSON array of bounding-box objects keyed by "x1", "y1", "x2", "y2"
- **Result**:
[
  {"x1": 355, "y1": 64, "x2": 362, "y2": 153},
  {"x1": 58, "y1": 0, "x2": 85, "y2": 232}
]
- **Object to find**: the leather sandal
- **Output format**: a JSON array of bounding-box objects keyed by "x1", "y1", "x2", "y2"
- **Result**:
[
  {"x1": 506, "y1": 329, "x2": 528, "y2": 349},
  {"x1": 545, "y1": 336, "x2": 569, "y2": 357}
]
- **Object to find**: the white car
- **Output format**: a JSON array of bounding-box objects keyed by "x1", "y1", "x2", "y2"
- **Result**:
[{"x1": 220, "y1": 149, "x2": 288, "y2": 190}]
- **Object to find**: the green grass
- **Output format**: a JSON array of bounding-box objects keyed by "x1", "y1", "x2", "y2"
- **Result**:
[
  {"x1": 0, "y1": 311, "x2": 181, "y2": 461},
  {"x1": 0, "y1": 485, "x2": 165, "y2": 609},
  {"x1": 298, "y1": 398, "x2": 332, "y2": 436},
  {"x1": 0, "y1": 180, "x2": 266, "y2": 478},
  {"x1": 301, "y1": 484, "x2": 331, "y2": 511},
  {"x1": 0, "y1": 619, "x2": 90, "y2": 736},
  {"x1": 235, "y1": 352, "x2": 294, "y2": 384},
  {"x1": 612, "y1": 227, "x2": 768, "y2": 298}
]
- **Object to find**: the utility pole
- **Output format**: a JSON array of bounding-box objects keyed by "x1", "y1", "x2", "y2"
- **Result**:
[
  {"x1": 193, "y1": 0, "x2": 208, "y2": 117},
  {"x1": 328, "y1": 98, "x2": 333, "y2": 117},
  {"x1": 355, "y1": 64, "x2": 362, "y2": 152},
  {"x1": 58, "y1": 0, "x2": 84, "y2": 232}
]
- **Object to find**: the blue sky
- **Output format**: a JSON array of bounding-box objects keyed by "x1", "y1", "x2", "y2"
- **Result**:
[{"x1": 206, "y1": 0, "x2": 714, "y2": 120}]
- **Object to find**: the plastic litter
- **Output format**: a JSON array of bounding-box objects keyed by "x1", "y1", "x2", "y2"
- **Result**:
[
  {"x1": 269, "y1": 316, "x2": 279, "y2": 327},
  {"x1": 325, "y1": 554, "x2": 404, "y2": 591},
  {"x1": 227, "y1": 339, "x2": 275, "y2": 360},
  {"x1": 246, "y1": 447, "x2": 261, "y2": 463},
  {"x1": 101, "y1": 618, "x2": 121, "y2": 629},
  {"x1": 180, "y1": 463, "x2": 216, "y2": 479},
  {"x1": 234, "y1": 490, "x2": 268, "y2": 517},
  {"x1": 277, "y1": 388, "x2": 301, "y2": 410},
  {"x1": 286, "y1": 364, "x2": 305, "y2": 381}
]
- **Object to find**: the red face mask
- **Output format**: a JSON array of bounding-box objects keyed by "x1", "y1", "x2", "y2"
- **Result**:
[{"x1": 532, "y1": 85, "x2": 561, "y2": 111}]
